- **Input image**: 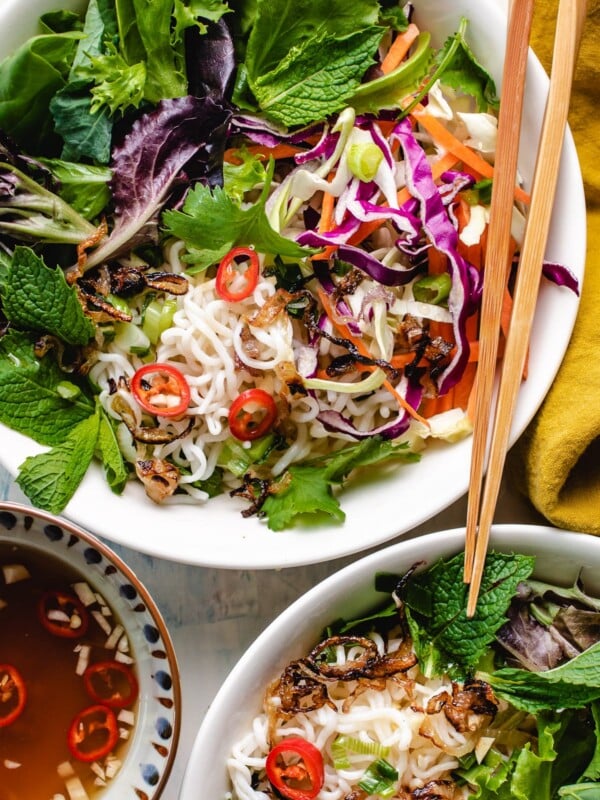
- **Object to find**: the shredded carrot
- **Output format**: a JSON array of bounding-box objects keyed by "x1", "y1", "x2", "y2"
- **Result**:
[
  {"x1": 411, "y1": 109, "x2": 531, "y2": 206},
  {"x1": 380, "y1": 23, "x2": 420, "y2": 74},
  {"x1": 316, "y1": 288, "x2": 429, "y2": 425},
  {"x1": 311, "y1": 173, "x2": 338, "y2": 262}
]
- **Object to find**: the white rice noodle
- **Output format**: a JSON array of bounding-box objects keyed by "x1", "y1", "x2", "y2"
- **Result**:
[{"x1": 227, "y1": 637, "x2": 488, "y2": 800}]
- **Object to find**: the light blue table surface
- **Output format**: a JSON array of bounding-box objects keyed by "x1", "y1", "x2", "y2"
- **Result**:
[{"x1": 0, "y1": 462, "x2": 541, "y2": 798}]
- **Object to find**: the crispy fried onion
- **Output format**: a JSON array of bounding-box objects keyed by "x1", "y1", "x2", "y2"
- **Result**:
[
  {"x1": 268, "y1": 635, "x2": 415, "y2": 719},
  {"x1": 309, "y1": 635, "x2": 416, "y2": 680},
  {"x1": 77, "y1": 264, "x2": 188, "y2": 322},
  {"x1": 396, "y1": 315, "x2": 453, "y2": 393},
  {"x1": 33, "y1": 334, "x2": 98, "y2": 376},
  {"x1": 425, "y1": 678, "x2": 499, "y2": 733},
  {"x1": 135, "y1": 458, "x2": 180, "y2": 504},
  {"x1": 411, "y1": 780, "x2": 457, "y2": 799},
  {"x1": 111, "y1": 394, "x2": 194, "y2": 444}
]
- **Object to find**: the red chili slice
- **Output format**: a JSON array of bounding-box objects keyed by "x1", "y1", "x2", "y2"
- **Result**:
[
  {"x1": 215, "y1": 246, "x2": 260, "y2": 302},
  {"x1": 38, "y1": 590, "x2": 89, "y2": 639},
  {"x1": 228, "y1": 388, "x2": 277, "y2": 441},
  {"x1": 131, "y1": 362, "x2": 191, "y2": 418},
  {"x1": 0, "y1": 665, "x2": 27, "y2": 728},
  {"x1": 265, "y1": 737, "x2": 325, "y2": 800},
  {"x1": 84, "y1": 661, "x2": 139, "y2": 709},
  {"x1": 67, "y1": 704, "x2": 119, "y2": 763}
]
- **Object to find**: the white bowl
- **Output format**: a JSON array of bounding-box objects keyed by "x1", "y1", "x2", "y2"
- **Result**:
[
  {"x1": 0, "y1": 502, "x2": 181, "y2": 800},
  {"x1": 179, "y1": 524, "x2": 600, "y2": 799},
  {"x1": 0, "y1": 0, "x2": 586, "y2": 568}
]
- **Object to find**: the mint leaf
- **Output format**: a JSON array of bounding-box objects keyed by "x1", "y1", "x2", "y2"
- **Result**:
[
  {"x1": 16, "y1": 409, "x2": 100, "y2": 514},
  {"x1": 97, "y1": 410, "x2": 128, "y2": 494},
  {"x1": 244, "y1": 0, "x2": 380, "y2": 78},
  {"x1": 251, "y1": 28, "x2": 383, "y2": 127},
  {"x1": 404, "y1": 551, "x2": 535, "y2": 678},
  {"x1": 162, "y1": 161, "x2": 313, "y2": 270},
  {"x1": 240, "y1": 0, "x2": 385, "y2": 125},
  {"x1": 486, "y1": 641, "x2": 600, "y2": 713},
  {"x1": 261, "y1": 436, "x2": 419, "y2": 531},
  {"x1": 1, "y1": 247, "x2": 94, "y2": 345},
  {"x1": 0, "y1": 330, "x2": 94, "y2": 446}
]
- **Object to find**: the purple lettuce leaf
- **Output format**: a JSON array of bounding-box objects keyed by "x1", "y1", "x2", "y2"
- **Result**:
[
  {"x1": 83, "y1": 95, "x2": 232, "y2": 270},
  {"x1": 185, "y1": 18, "x2": 236, "y2": 103}
]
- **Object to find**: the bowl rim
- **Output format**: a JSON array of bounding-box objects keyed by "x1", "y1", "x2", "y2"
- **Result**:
[{"x1": 0, "y1": 500, "x2": 182, "y2": 800}]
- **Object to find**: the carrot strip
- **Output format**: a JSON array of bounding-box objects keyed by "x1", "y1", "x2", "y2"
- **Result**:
[
  {"x1": 311, "y1": 175, "x2": 338, "y2": 262},
  {"x1": 411, "y1": 109, "x2": 531, "y2": 205},
  {"x1": 316, "y1": 288, "x2": 429, "y2": 425},
  {"x1": 380, "y1": 23, "x2": 420, "y2": 74},
  {"x1": 223, "y1": 143, "x2": 307, "y2": 164}
]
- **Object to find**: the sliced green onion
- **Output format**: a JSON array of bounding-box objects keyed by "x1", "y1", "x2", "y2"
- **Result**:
[
  {"x1": 142, "y1": 298, "x2": 178, "y2": 345},
  {"x1": 347, "y1": 142, "x2": 384, "y2": 182},
  {"x1": 357, "y1": 758, "x2": 399, "y2": 798},
  {"x1": 331, "y1": 735, "x2": 390, "y2": 770},
  {"x1": 56, "y1": 381, "x2": 81, "y2": 401},
  {"x1": 303, "y1": 368, "x2": 386, "y2": 394},
  {"x1": 114, "y1": 322, "x2": 151, "y2": 356},
  {"x1": 107, "y1": 293, "x2": 131, "y2": 315},
  {"x1": 413, "y1": 273, "x2": 452, "y2": 305},
  {"x1": 217, "y1": 434, "x2": 276, "y2": 477}
]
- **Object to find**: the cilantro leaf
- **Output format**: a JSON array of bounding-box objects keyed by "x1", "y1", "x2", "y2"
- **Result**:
[
  {"x1": 0, "y1": 330, "x2": 94, "y2": 446},
  {"x1": 162, "y1": 161, "x2": 314, "y2": 270},
  {"x1": 1, "y1": 247, "x2": 94, "y2": 345},
  {"x1": 223, "y1": 146, "x2": 269, "y2": 203},
  {"x1": 262, "y1": 462, "x2": 347, "y2": 531},
  {"x1": 16, "y1": 408, "x2": 100, "y2": 514},
  {"x1": 403, "y1": 551, "x2": 534, "y2": 678},
  {"x1": 261, "y1": 436, "x2": 419, "y2": 531}
]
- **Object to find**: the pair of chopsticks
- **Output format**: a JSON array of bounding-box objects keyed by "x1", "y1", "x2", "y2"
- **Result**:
[{"x1": 464, "y1": 0, "x2": 587, "y2": 616}]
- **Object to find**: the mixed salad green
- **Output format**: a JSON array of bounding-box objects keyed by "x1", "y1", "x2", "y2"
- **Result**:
[{"x1": 0, "y1": 0, "x2": 576, "y2": 526}]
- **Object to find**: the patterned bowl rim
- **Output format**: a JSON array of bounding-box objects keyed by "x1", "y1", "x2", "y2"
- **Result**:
[{"x1": 0, "y1": 500, "x2": 182, "y2": 799}]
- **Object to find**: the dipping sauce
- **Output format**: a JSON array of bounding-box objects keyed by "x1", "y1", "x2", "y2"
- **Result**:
[{"x1": 0, "y1": 542, "x2": 138, "y2": 800}]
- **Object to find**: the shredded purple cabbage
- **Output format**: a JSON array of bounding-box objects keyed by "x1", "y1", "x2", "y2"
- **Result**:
[{"x1": 392, "y1": 118, "x2": 479, "y2": 394}]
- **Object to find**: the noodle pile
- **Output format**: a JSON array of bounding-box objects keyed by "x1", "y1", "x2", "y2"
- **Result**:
[{"x1": 227, "y1": 633, "x2": 492, "y2": 800}]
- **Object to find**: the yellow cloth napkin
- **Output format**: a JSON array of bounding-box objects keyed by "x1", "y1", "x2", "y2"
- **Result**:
[{"x1": 511, "y1": 0, "x2": 600, "y2": 532}]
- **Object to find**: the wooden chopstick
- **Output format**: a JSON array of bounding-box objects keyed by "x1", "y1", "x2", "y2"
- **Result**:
[
  {"x1": 466, "y1": 0, "x2": 588, "y2": 617},
  {"x1": 463, "y1": 0, "x2": 535, "y2": 583}
]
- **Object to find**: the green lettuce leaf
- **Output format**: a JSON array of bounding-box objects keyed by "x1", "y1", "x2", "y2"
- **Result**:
[
  {"x1": 486, "y1": 642, "x2": 600, "y2": 712},
  {"x1": 0, "y1": 29, "x2": 81, "y2": 155},
  {"x1": 38, "y1": 158, "x2": 112, "y2": 220}
]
